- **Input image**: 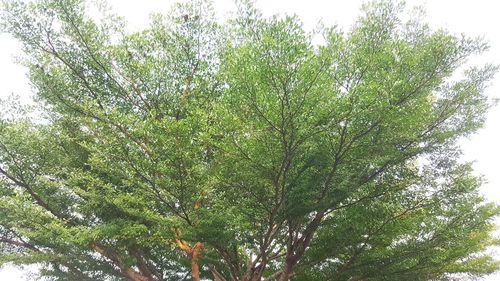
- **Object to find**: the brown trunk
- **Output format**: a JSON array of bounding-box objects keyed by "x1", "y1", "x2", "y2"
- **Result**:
[
  {"x1": 277, "y1": 256, "x2": 295, "y2": 281},
  {"x1": 211, "y1": 268, "x2": 227, "y2": 281},
  {"x1": 175, "y1": 231, "x2": 203, "y2": 281},
  {"x1": 277, "y1": 268, "x2": 292, "y2": 281},
  {"x1": 124, "y1": 270, "x2": 151, "y2": 281},
  {"x1": 191, "y1": 242, "x2": 203, "y2": 281},
  {"x1": 277, "y1": 212, "x2": 326, "y2": 281},
  {"x1": 90, "y1": 242, "x2": 150, "y2": 281}
]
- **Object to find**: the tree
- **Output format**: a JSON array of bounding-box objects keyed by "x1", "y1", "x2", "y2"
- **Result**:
[{"x1": 0, "y1": 0, "x2": 498, "y2": 280}]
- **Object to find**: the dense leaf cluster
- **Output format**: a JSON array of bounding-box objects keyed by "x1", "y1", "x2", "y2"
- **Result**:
[{"x1": 0, "y1": 0, "x2": 498, "y2": 280}]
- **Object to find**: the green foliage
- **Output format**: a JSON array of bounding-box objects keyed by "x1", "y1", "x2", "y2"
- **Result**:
[{"x1": 0, "y1": 0, "x2": 498, "y2": 280}]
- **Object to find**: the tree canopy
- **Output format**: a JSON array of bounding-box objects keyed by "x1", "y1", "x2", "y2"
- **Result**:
[{"x1": 0, "y1": 0, "x2": 499, "y2": 280}]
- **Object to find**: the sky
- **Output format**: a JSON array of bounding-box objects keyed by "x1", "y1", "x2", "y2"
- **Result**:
[{"x1": 0, "y1": 0, "x2": 499, "y2": 280}]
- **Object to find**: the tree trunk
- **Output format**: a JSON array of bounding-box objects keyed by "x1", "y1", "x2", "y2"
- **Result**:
[
  {"x1": 191, "y1": 242, "x2": 203, "y2": 281},
  {"x1": 90, "y1": 242, "x2": 150, "y2": 281},
  {"x1": 277, "y1": 258, "x2": 295, "y2": 281},
  {"x1": 175, "y1": 235, "x2": 203, "y2": 281}
]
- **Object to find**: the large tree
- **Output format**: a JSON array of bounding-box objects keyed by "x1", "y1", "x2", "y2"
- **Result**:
[{"x1": 0, "y1": 0, "x2": 499, "y2": 280}]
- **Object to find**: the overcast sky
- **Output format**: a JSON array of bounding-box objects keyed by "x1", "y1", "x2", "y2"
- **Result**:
[{"x1": 1, "y1": 0, "x2": 499, "y2": 280}]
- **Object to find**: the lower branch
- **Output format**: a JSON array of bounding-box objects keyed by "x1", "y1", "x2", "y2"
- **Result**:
[
  {"x1": 90, "y1": 242, "x2": 150, "y2": 281},
  {"x1": 175, "y1": 229, "x2": 204, "y2": 281}
]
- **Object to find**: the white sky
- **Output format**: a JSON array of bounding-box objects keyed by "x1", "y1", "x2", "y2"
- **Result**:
[{"x1": 0, "y1": 0, "x2": 499, "y2": 280}]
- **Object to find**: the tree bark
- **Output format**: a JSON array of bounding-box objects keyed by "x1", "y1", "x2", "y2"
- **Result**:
[
  {"x1": 175, "y1": 236, "x2": 203, "y2": 281},
  {"x1": 90, "y1": 242, "x2": 150, "y2": 281},
  {"x1": 277, "y1": 257, "x2": 295, "y2": 281},
  {"x1": 191, "y1": 242, "x2": 203, "y2": 281}
]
